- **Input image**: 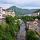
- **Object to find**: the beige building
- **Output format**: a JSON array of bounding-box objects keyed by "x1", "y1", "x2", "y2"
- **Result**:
[
  {"x1": 0, "y1": 7, "x2": 15, "y2": 23},
  {"x1": 5, "y1": 10, "x2": 15, "y2": 17},
  {"x1": 32, "y1": 12, "x2": 39, "y2": 16},
  {"x1": 0, "y1": 7, "x2": 6, "y2": 22},
  {"x1": 32, "y1": 10, "x2": 40, "y2": 16}
]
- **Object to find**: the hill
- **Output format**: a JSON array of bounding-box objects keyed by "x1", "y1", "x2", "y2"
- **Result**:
[{"x1": 6, "y1": 6, "x2": 39, "y2": 16}]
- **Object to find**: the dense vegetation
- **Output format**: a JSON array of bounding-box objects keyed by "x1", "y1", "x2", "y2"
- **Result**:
[
  {"x1": 0, "y1": 16, "x2": 20, "y2": 40},
  {"x1": 26, "y1": 30, "x2": 39, "y2": 40},
  {"x1": 21, "y1": 16, "x2": 40, "y2": 21},
  {"x1": 0, "y1": 15, "x2": 40, "y2": 40},
  {"x1": 20, "y1": 16, "x2": 40, "y2": 40},
  {"x1": 6, "y1": 16, "x2": 20, "y2": 32}
]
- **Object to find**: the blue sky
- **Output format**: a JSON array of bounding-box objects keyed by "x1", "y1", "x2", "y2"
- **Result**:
[{"x1": 0, "y1": 0, "x2": 40, "y2": 9}]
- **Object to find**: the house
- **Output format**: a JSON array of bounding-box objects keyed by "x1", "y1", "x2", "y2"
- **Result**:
[
  {"x1": 32, "y1": 10, "x2": 40, "y2": 16},
  {"x1": 32, "y1": 12, "x2": 39, "y2": 16},
  {"x1": 5, "y1": 10, "x2": 15, "y2": 17},
  {"x1": 0, "y1": 7, "x2": 6, "y2": 22},
  {"x1": 0, "y1": 7, "x2": 15, "y2": 23}
]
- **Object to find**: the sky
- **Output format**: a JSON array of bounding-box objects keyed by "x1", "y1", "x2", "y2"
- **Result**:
[{"x1": 0, "y1": 0, "x2": 40, "y2": 9}]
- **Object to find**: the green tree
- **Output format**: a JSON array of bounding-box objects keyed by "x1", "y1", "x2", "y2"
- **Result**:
[
  {"x1": 0, "y1": 16, "x2": 20, "y2": 40},
  {"x1": 27, "y1": 30, "x2": 39, "y2": 40}
]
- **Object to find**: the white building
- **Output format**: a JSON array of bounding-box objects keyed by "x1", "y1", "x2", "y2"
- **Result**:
[
  {"x1": 5, "y1": 10, "x2": 15, "y2": 17},
  {"x1": 0, "y1": 7, "x2": 15, "y2": 23},
  {"x1": 0, "y1": 7, "x2": 6, "y2": 22},
  {"x1": 32, "y1": 10, "x2": 40, "y2": 16}
]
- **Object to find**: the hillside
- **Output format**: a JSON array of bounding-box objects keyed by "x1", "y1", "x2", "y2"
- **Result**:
[{"x1": 6, "y1": 6, "x2": 39, "y2": 16}]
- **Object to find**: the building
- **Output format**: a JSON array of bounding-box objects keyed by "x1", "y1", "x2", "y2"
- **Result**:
[
  {"x1": 32, "y1": 13, "x2": 39, "y2": 16},
  {"x1": 32, "y1": 10, "x2": 40, "y2": 16},
  {"x1": 5, "y1": 10, "x2": 15, "y2": 17},
  {"x1": 0, "y1": 7, "x2": 15, "y2": 23},
  {"x1": 0, "y1": 7, "x2": 6, "y2": 22}
]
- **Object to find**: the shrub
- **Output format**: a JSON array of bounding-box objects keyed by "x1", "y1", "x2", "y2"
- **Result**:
[
  {"x1": 0, "y1": 16, "x2": 20, "y2": 40},
  {"x1": 26, "y1": 30, "x2": 39, "y2": 40}
]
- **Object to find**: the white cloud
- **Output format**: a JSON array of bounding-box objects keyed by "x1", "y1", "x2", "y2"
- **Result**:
[
  {"x1": 0, "y1": 0, "x2": 40, "y2": 9},
  {"x1": 0, "y1": 4, "x2": 13, "y2": 9}
]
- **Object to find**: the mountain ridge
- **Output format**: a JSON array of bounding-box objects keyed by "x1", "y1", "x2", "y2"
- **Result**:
[{"x1": 6, "y1": 6, "x2": 40, "y2": 16}]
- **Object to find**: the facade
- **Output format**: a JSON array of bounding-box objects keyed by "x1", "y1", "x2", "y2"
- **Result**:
[
  {"x1": 38, "y1": 11, "x2": 40, "y2": 16},
  {"x1": 0, "y1": 7, "x2": 6, "y2": 22},
  {"x1": 0, "y1": 7, "x2": 15, "y2": 23},
  {"x1": 32, "y1": 12, "x2": 39, "y2": 16},
  {"x1": 5, "y1": 10, "x2": 15, "y2": 17},
  {"x1": 32, "y1": 10, "x2": 40, "y2": 16}
]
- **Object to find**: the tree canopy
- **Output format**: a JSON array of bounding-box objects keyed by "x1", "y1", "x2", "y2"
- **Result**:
[{"x1": 0, "y1": 16, "x2": 20, "y2": 40}]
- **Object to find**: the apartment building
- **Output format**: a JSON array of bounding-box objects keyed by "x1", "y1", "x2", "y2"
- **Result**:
[
  {"x1": 5, "y1": 10, "x2": 15, "y2": 17},
  {"x1": 0, "y1": 7, "x2": 15, "y2": 23},
  {"x1": 32, "y1": 10, "x2": 40, "y2": 16},
  {"x1": 0, "y1": 7, "x2": 6, "y2": 22}
]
